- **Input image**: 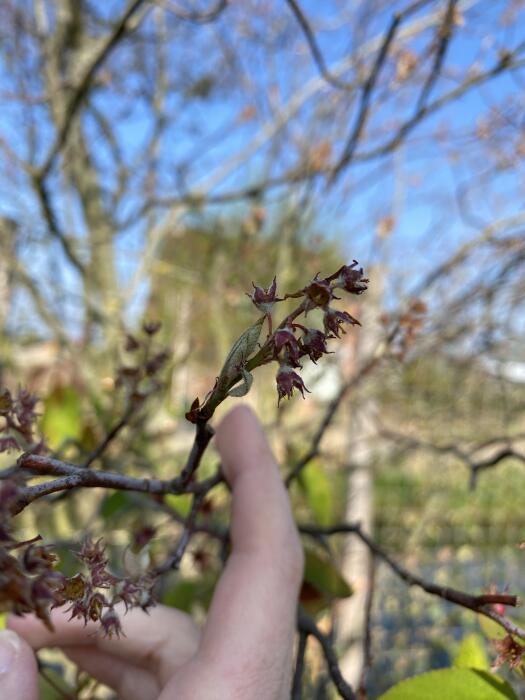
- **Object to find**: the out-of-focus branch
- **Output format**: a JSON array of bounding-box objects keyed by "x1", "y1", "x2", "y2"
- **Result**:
[
  {"x1": 330, "y1": 13, "x2": 401, "y2": 182},
  {"x1": 298, "y1": 608, "x2": 356, "y2": 700},
  {"x1": 284, "y1": 0, "x2": 354, "y2": 90},
  {"x1": 379, "y1": 425, "x2": 525, "y2": 488},
  {"x1": 154, "y1": 0, "x2": 228, "y2": 23},
  {"x1": 300, "y1": 522, "x2": 525, "y2": 641},
  {"x1": 37, "y1": 0, "x2": 148, "y2": 179},
  {"x1": 291, "y1": 628, "x2": 309, "y2": 700},
  {"x1": 415, "y1": 0, "x2": 458, "y2": 111},
  {"x1": 286, "y1": 325, "x2": 399, "y2": 486}
]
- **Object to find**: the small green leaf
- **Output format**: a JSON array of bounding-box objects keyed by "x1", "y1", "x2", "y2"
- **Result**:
[
  {"x1": 299, "y1": 461, "x2": 333, "y2": 526},
  {"x1": 379, "y1": 669, "x2": 518, "y2": 700},
  {"x1": 162, "y1": 574, "x2": 218, "y2": 613},
  {"x1": 479, "y1": 614, "x2": 510, "y2": 641},
  {"x1": 218, "y1": 316, "x2": 264, "y2": 389},
  {"x1": 165, "y1": 493, "x2": 193, "y2": 517},
  {"x1": 228, "y1": 367, "x2": 254, "y2": 397},
  {"x1": 101, "y1": 491, "x2": 134, "y2": 519},
  {"x1": 303, "y1": 548, "x2": 353, "y2": 600},
  {"x1": 40, "y1": 386, "x2": 82, "y2": 449},
  {"x1": 0, "y1": 613, "x2": 6, "y2": 630},
  {"x1": 454, "y1": 633, "x2": 489, "y2": 670}
]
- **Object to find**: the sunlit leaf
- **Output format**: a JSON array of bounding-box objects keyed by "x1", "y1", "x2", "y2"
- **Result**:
[
  {"x1": 162, "y1": 574, "x2": 218, "y2": 613},
  {"x1": 165, "y1": 493, "x2": 192, "y2": 517},
  {"x1": 40, "y1": 386, "x2": 82, "y2": 449},
  {"x1": 479, "y1": 615, "x2": 511, "y2": 641},
  {"x1": 379, "y1": 668, "x2": 517, "y2": 700},
  {"x1": 100, "y1": 491, "x2": 134, "y2": 519},
  {"x1": 300, "y1": 548, "x2": 353, "y2": 613},
  {"x1": 299, "y1": 461, "x2": 333, "y2": 526},
  {"x1": 454, "y1": 633, "x2": 489, "y2": 670}
]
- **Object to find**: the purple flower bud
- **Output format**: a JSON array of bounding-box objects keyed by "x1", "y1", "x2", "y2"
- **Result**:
[
  {"x1": 276, "y1": 365, "x2": 310, "y2": 403},
  {"x1": 101, "y1": 607, "x2": 123, "y2": 638},
  {"x1": 301, "y1": 329, "x2": 330, "y2": 363},
  {"x1": 273, "y1": 327, "x2": 302, "y2": 365},
  {"x1": 303, "y1": 277, "x2": 335, "y2": 308},
  {"x1": 323, "y1": 308, "x2": 360, "y2": 337},
  {"x1": 248, "y1": 276, "x2": 281, "y2": 313},
  {"x1": 334, "y1": 261, "x2": 369, "y2": 295}
]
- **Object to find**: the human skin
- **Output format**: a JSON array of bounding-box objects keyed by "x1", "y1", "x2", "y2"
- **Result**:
[{"x1": 3, "y1": 405, "x2": 304, "y2": 700}]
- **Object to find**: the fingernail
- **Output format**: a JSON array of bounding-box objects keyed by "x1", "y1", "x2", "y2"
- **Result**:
[{"x1": 0, "y1": 631, "x2": 20, "y2": 674}]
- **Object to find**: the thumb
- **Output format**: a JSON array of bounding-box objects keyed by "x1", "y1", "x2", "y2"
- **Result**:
[{"x1": 0, "y1": 629, "x2": 39, "y2": 700}]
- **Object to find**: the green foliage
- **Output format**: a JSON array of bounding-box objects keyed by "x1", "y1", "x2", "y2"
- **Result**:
[
  {"x1": 165, "y1": 493, "x2": 193, "y2": 518},
  {"x1": 162, "y1": 574, "x2": 218, "y2": 613},
  {"x1": 479, "y1": 615, "x2": 511, "y2": 642},
  {"x1": 40, "y1": 386, "x2": 82, "y2": 450},
  {"x1": 301, "y1": 547, "x2": 352, "y2": 614},
  {"x1": 454, "y1": 633, "x2": 490, "y2": 670},
  {"x1": 298, "y1": 460, "x2": 334, "y2": 526},
  {"x1": 100, "y1": 491, "x2": 135, "y2": 520},
  {"x1": 379, "y1": 668, "x2": 518, "y2": 700}
]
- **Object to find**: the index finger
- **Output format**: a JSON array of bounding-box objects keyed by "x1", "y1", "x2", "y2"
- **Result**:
[{"x1": 198, "y1": 405, "x2": 304, "y2": 695}]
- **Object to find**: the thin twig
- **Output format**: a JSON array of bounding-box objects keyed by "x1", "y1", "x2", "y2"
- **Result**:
[
  {"x1": 38, "y1": 0, "x2": 148, "y2": 178},
  {"x1": 173, "y1": 421, "x2": 215, "y2": 487},
  {"x1": 298, "y1": 608, "x2": 356, "y2": 700},
  {"x1": 300, "y1": 523, "x2": 525, "y2": 641},
  {"x1": 292, "y1": 629, "x2": 309, "y2": 700}
]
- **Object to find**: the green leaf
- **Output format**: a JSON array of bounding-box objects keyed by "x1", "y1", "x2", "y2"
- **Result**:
[
  {"x1": 228, "y1": 367, "x2": 254, "y2": 397},
  {"x1": 40, "y1": 386, "x2": 82, "y2": 449},
  {"x1": 303, "y1": 548, "x2": 353, "y2": 600},
  {"x1": 100, "y1": 491, "x2": 134, "y2": 519},
  {"x1": 299, "y1": 461, "x2": 333, "y2": 526},
  {"x1": 38, "y1": 667, "x2": 74, "y2": 700},
  {"x1": 479, "y1": 614, "x2": 510, "y2": 641},
  {"x1": 162, "y1": 575, "x2": 218, "y2": 613},
  {"x1": 454, "y1": 633, "x2": 489, "y2": 670},
  {"x1": 165, "y1": 493, "x2": 193, "y2": 517},
  {"x1": 379, "y1": 669, "x2": 518, "y2": 700},
  {"x1": 218, "y1": 316, "x2": 264, "y2": 389},
  {"x1": 0, "y1": 613, "x2": 6, "y2": 630}
]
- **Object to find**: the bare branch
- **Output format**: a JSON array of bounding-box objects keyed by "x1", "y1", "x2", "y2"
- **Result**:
[
  {"x1": 298, "y1": 608, "x2": 356, "y2": 700},
  {"x1": 284, "y1": 0, "x2": 354, "y2": 91},
  {"x1": 154, "y1": 0, "x2": 228, "y2": 23},
  {"x1": 300, "y1": 523, "x2": 525, "y2": 641},
  {"x1": 38, "y1": 0, "x2": 149, "y2": 178}
]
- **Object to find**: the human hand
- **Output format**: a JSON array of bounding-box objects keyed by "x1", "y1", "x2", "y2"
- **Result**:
[{"x1": 5, "y1": 405, "x2": 304, "y2": 700}]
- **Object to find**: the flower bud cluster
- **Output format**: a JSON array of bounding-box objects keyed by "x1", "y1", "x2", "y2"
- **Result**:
[
  {"x1": 0, "y1": 387, "x2": 42, "y2": 455},
  {"x1": 249, "y1": 262, "x2": 368, "y2": 404},
  {"x1": 0, "y1": 481, "x2": 63, "y2": 630},
  {"x1": 0, "y1": 483, "x2": 154, "y2": 638},
  {"x1": 56, "y1": 536, "x2": 155, "y2": 637},
  {"x1": 185, "y1": 262, "x2": 368, "y2": 421}
]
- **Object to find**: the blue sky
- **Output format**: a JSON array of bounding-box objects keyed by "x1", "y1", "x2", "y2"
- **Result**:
[{"x1": 1, "y1": 0, "x2": 524, "y2": 337}]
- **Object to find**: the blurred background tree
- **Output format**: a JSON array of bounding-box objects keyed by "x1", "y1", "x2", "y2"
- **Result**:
[{"x1": 1, "y1": 0, "x2": 525, "y2": 697}]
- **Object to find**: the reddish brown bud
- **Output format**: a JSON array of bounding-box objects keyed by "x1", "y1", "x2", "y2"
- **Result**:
[
  {"x1": 276, "y1": 365, "x2": 310, "y2": 403},
  {"x1": 248, "y1": 277, "x2": 281, "y2": 314},
  {"x1": 303, "y1": 277, "x2": 334, "y2": 307},
  {"x1": 185, "y1": 397, "x2": 201, "y2": 423},
  {"x1": 301, "y1": 329, "x2": 330, "y2": 363},
  {"x1": 323, "y1": 308, "x2": 360, "y2": 337},
  {"x1": 333, "y1": 261, "x2": 369, "y2": 295},
  {"x1": 273, "y1": 327, "x2": 302, "y2": 365},
  {"x1": 101, "y1": 607, "x2": 123, "y2": 638}
]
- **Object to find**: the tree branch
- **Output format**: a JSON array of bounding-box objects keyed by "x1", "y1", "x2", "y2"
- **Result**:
[
  {"x1": 300, "y1": 523, "x2": 525, "y2": 641},
  {"x1": 298, "y1": 608, "x2": 356, "y2": 700}
]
